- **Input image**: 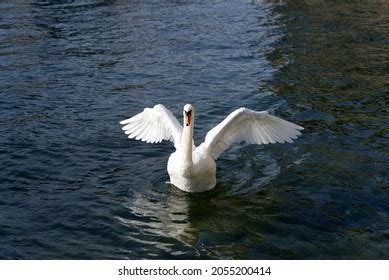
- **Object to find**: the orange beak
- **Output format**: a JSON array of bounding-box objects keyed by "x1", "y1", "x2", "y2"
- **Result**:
[
  {"x1": 184, "y1": 110, "x2": 192, "y2": 126},
  {"x1": 185, "y1": 115, "x2": 191, "y2": 126}
]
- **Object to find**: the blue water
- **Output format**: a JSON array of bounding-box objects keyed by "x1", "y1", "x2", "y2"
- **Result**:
[{"x1": 0, "y1": 0, "x2": 388, "y2": 259}]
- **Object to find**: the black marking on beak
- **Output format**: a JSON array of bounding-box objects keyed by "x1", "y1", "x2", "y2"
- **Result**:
[{"x1": 184, "y1": 110, "x2": 192, "y2": 126}]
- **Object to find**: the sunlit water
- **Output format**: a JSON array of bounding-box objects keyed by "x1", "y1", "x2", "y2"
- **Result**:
[{"x1": 0, "y1": 0, "x2": 388, "y2": 259}]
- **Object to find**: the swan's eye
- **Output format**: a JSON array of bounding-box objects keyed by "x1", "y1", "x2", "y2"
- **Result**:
[{"x1": 184, "y1": 110, "x2": 192, "y2": 117}]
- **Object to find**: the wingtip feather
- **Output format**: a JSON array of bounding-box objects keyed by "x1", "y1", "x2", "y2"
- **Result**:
[{"x1": 120, "y1": 118, "x2": 131, "y2": 125}]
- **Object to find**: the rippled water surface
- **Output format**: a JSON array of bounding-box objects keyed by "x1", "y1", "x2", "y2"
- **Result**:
[{"x1": 1, "y1": 0, "x2": 388, "y2": 259}]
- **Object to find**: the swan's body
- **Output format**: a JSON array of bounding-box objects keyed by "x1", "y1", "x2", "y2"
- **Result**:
[
  {"x1": 167, "y1": 151, "x2": 216, "y2": 192},
  {"x1": 120, "y1": 104, "x2": 303, "y2": 192}
]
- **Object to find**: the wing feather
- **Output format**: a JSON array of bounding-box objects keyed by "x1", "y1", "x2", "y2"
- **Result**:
[
  {"x1": 196, "y1": 108, "x2": 303, "y2": 159},
  {"x1": 120, "y1": 104, "x2": 182, "y2": 148}
]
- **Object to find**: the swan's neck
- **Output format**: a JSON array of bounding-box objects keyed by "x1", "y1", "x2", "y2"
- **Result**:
[{"x1": 180, "y1": 124, "x2": 193, "y2": 164}]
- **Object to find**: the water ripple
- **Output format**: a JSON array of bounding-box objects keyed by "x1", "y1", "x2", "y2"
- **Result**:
[{"x1": 1, "y1": 0, "x2": 388, "y2": 259}]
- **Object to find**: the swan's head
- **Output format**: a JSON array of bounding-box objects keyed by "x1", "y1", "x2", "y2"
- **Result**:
[{"x1": 183, "y1": 104, "x2": 194, "y2": 127}]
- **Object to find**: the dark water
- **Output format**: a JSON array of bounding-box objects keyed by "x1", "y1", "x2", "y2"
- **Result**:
[{"x1": 0, "y1": 0, "x2": 388, "y2": 259}]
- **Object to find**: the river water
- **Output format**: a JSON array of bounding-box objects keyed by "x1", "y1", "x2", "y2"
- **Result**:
[{"x1": 0, "y1": 0, "x2": 388, "y2": 259}]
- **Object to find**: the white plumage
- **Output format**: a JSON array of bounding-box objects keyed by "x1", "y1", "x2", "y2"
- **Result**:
[
  {"x1": 120, "y1": 104, "x2": 182, "y2": 148},
  {"x1": 120, "y1": 104, "x2": 303, "y2": 192}
]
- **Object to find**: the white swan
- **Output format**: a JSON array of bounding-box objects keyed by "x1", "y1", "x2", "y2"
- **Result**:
[{"x1": 120, "y1": 104, "x2": 303, "y2": 193}]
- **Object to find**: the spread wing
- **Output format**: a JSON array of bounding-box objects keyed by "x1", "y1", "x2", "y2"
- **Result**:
[
  {"x1": 119, "y1": 104, "x2": 182, "y2": 149},
  {"x1": 196, "y1": 108, "x2": 303, "y2": 159}
]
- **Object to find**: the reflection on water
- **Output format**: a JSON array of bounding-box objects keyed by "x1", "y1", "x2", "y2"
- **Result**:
[
  {"x1": 0, "y1": 0, "x2": 388, "y2": 259},
  {"x1": 113, "y1": 146, "x2": 281, "y2": 258}
]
